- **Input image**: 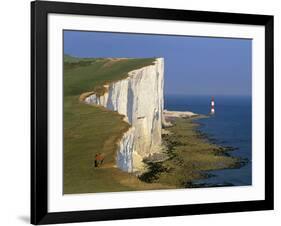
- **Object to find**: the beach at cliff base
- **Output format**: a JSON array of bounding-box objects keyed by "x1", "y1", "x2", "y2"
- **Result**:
[{"x1": 139, "y1": 113, "x2": 243, "y2": 188}]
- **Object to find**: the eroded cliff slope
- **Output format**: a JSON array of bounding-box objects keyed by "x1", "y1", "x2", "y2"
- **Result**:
[{"x1": 84, "y1": 58, "x2": 164, "y2": 172}]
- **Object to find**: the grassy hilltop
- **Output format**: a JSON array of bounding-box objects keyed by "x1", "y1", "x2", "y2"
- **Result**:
[{"x1": 63, "y1": 56, "x2": 172, "y2": 194}]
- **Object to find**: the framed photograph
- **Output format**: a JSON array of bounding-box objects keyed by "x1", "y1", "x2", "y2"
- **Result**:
[{"x1": 31, "y1": 0, "x2": 274, "y2": 224}]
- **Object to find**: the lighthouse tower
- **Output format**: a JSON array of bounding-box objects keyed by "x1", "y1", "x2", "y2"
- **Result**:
[{"x1": 210, "y1": 96, "x2": 215, "y2": 115}]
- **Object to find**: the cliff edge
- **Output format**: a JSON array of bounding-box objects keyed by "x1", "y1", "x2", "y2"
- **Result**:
[{"x1": 84, "y1": 58, "x2": 164, "y2": 172}]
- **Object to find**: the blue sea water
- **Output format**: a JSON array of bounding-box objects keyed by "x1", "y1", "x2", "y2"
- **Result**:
[{"x1": 164, "y1": 95, "x2": 252, "y2": 187}]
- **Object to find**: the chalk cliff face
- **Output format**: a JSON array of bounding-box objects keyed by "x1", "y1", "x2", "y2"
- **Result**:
[{"x1": 85, "y1": 58, "x2": 164, "y2": 172}]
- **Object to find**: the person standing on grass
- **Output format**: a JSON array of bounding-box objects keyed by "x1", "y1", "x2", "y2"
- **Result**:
[
  {"x1": 94, "y1": 154, "x2": 99, "y2": 167},
  {"x1": 94, "y1": 153, "x2": 105, "y2": 168},
  {"x1": 100, "y1": 153, "x2": 105, "y2": 165},
  {"x1": 97, "y1": 153, "x2": 104, "y2": 166}
]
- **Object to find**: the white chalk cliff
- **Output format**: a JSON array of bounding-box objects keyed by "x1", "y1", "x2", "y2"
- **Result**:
[{"x1": 84, "y1": 58, "x2": 164, "y2": 172}]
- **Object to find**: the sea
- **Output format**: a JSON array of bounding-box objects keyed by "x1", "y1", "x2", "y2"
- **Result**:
[{"x1": 164, "y1": 94, "x2": 252, "y2": 187}]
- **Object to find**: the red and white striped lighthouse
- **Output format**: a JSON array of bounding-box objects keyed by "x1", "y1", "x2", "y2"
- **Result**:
[{"x1": 210, "y1": 96, "x2": 215, "y2": 115}]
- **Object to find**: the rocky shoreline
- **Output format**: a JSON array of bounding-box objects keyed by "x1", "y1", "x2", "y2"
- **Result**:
[{"x1": 139, "y1": 114, "x2": 245, "y2": 188}]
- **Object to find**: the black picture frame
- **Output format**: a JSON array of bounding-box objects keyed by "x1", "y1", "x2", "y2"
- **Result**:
[{"x1": 31, "y1": 0, "x2": 274, "y2": 224}]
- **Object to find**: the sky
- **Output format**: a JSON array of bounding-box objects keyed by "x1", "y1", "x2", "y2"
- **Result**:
[{"x1": 64, "y1": 30, "x2": 252, "y2": 96}]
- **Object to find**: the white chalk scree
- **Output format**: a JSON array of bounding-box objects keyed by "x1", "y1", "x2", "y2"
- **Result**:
[{"x1": 48, "y1": 13, "x2": 265, "y2": 212}]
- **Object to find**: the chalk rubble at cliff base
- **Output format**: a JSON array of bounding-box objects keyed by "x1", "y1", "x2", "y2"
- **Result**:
[{"x1": 163, "y1": 110, "x2": 197, "y2": 119}]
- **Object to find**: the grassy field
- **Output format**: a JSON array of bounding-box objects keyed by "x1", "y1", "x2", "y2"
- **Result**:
[
  {"x1": 63, "y1": 56, "x2": 173, "y2": 194},
  {"x1": 139, "y1": 117, "x2": 240, "y2": 187}
]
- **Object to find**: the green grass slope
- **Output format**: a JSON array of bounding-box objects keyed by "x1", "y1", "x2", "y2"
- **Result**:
[{"x1": 64, "y1": 54, "x2": 80, "y2": 63}]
